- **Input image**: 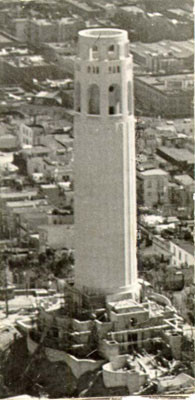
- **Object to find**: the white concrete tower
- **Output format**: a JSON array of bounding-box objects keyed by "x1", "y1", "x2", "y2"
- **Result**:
[{"x1": 74, "y1": 28, "x2": 138, "y2": 300}]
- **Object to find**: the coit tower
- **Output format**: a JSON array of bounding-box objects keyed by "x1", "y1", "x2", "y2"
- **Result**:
[{"x1": 74, "y1": 28, "x2": 138, "y2": 301}]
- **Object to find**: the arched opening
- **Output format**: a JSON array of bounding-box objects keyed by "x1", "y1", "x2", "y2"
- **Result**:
[
  {"x1": 108, "y1": 44, "x2": 117, "y2": 59},
  {"x1": 92, "y1": 45, "x2": 99, "y2": 59},
  {"x1": 128, "y1": 81, "x2": 133, "y2": 114},
  {"x1": 88, "y1": 84, "x2": 100, "y2": 115},
  {"x1": 75, "y1": 81, "x2": 81, "y2": 112},
  {"x1": 108, "y1": 44, "x2": 115, "y2": 52},
  {"x1": 108, "y1": 84, "x2": 121, "y2": 115}
]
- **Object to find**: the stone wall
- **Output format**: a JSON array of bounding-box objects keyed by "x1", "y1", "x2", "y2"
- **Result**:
[
  {"x1": 99, "y1": 339, "x2": 119, "y2": 361},
  {"x1": 103, "y1": 355, "x2": 147, "y2": 393},
  {"x1": 72, "y1": 318, "x2": 92, "y2": 332},
  {"x1": 27, "y1": 334, "x2": 104, "y2": 379},
  {"x1": 95, "y1": 319, "x2": 112, "y2": 339}
]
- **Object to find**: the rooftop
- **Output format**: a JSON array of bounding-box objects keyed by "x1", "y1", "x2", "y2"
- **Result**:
[
  {"x1": 174, "y1": 174, "x2": 194, "y2": 186},
  {"x1": 120, "y1": 6, "x2": 144, "y2": 13},
  {"x1": 0, "y1": 190, "x2": 37, "y2": 199},
  {"x1": 6, "y1": 55, "x2": 48, "y2": 68},
  {"x1": 0, "y1": 34, "x2": 14, "y2": 43},
  {"x1": 130, "y1": 39, "x2": 194, "y2": 60},
  {"x1": 136, "y1": 74, "x2": 194, "y2": 93},
  {"x1": 79, "y1": 28, "x2": 127, "y2": 39},
  {"x1": 141, "y1": 168, "x2": 168, "y2": 176},
  {"x1": 158, "y1": 146, "x2": 194, "y2": 164},
  {"x1": 171, "y1": 239, "x2": 194, "y2": 256}
]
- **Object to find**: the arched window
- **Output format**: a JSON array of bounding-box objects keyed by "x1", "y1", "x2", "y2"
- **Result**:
[
  {"x1": 88, "y1": 84, "x2": 100, "y2": 115},
  {"x1": 108, "y1": 44, "x2": 116, "y2": 60},
  {"x1": 108, "y1": 84, "x2": 121, "y2": 115},
  {"x1": 75, "y1": 81, "x2": 81, "y2": 112},
  {"x1": 128, "y1": 81, "x2": 133, "y2": 114},
  {"x1": 92, "y1": 45, "x2": 98, "y2": 59}
]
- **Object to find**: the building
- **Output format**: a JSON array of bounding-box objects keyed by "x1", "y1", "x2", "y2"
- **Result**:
[
  {"x1": 2, "y1": 55, "x2": 58, "y2": 86},
  {"x1": 57, "y1": 18, "x2": 85, "y2": 42},
  {"x1": 13, "y1": 146, "x2": 51, "y2": 176},
  {"x1": 167, "y1": 174, "x2": 194, "y2": 218},
  {"x1": 18, "y1": 123, "x2": 45, "y2": 147},
  {"x1": 28, "y1": 19, "x2": 57, "y2": 47},
  {"x1": 63, "y1": 0, "x2": 101, "y2": 18},
  {"x1": 137, "y1": 168, "x2": 169, "y2": 207},
  {"x1": 130, "y1": 39, "x2": 194, "y2": 74},
  {"x1": 135, "y1": 73, "x2": 194, "y2": 117},
  {"x1": 74, "y1": 28, "x2": 138, "y2": 301},
  {"x1": 169, "y1": 240, "x2": 194, "y2": 268},
  {"x1": 0, "y1": 32, "x2": 17, "y2": 49},
  {"x1": 18, "y1": 28, "x2": 191, "y2": 397},
  {"x1": 156, "y1": 146, "x2": 194, "y2": 177}
]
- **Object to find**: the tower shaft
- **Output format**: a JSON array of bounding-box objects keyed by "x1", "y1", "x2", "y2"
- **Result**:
[{"x1": 74, "y1": 29, "x2": 138, "y2": 299}]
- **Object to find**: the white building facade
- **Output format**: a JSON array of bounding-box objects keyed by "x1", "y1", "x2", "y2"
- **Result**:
[{"x1": 74, "y1": 29, "x2": 138, "y2": 299}]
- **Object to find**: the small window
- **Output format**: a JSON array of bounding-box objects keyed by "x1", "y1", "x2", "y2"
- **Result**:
[
  {"x1": 96, "y1": 66, "x2": 99, "y2": 74},
  {"x1": 109, "y1": 85, "x2": 114, "y2": 92},
  {"x1": 87, "y1": 66, "x2": 91, "y2": 73},
  {"x1": 117, "y1": 66, "x2": 120, "y2": 73},
  {"x1": 109, "y1": 106, "x2": 115, "y2": 115},
  {"x1": 108, "y1": 44, "x2": 115, "y2": 53},
  {"x1": 109, "y1": 66, "x2": 112, "y2": 73}
]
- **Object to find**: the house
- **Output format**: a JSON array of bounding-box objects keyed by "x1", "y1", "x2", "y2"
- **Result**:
[
  {"x1": 169, "y1": 239, "x2": 194, "y2": 267},
  {"x1": 135, "y1": 74, "x2": 194, "y2": 117},
  {"x1": 18, "y1": 123, "x2": 45, "y2": 147},
  {"x1": 130, "y1": 39, "x2": 193, "y2": 74},
  {"x1": 137, "y1": 168, "x2": 169, "y2": 207},
  {"x1": 156, "y1": 146, "x2": 194, "y2": 178},
  {"x1": 13, "y1": 146, "x2": 51, "y2": 176}
]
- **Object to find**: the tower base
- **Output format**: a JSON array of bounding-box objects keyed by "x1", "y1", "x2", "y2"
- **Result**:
[{"x1": 65, "y1": 282, "x2": 141, "y2": 316}]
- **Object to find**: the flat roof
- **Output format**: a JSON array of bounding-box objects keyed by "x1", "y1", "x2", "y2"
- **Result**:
[
  {"x1": 136, "y1": 74, "x2": 194, "y2": 93},
  {"x1": 158, "y1": 146, "x2": 194, "y2": 164},
  {"x1": 120, "y1": 6, "x2": 144, "y2": 13},
  {"x1": 64, "y1": 0, "x2": 99, "y2": 12},
  {"x1": 6, "y1": 200, "x2": 44, "y2": 208},
  {"x1": 130, "y1": 39, "x2": 194, "y2": 60},
  {"x1": 141, "y1": 168, "x2": 168, "y2": 176},
  {"x1": 6, "y1": 55, "x2": 48, "y2": 68},
  {"x1": 0, "y1": 34, "x2": 13, "y2": 43},
  {"x1": 171, "y1": 239, "x2": 194, "y2": 256},
  {"x1": 0, "y1": 190, "x2": 37, "y2": 199},
  {"x1": 79, "y1": 28, "x2": 127, "y2": 39},
  {"x1": 174, "y1": 174, "x2": 194, "y2": 186}
]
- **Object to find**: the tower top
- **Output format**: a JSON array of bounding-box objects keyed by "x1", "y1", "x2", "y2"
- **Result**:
[
  {"x1": 79, "y1": 28, "x2": 128, "y2": 40},
  {"x1": 77, "y1": 28, "x2": 129, "y2": 61}
]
